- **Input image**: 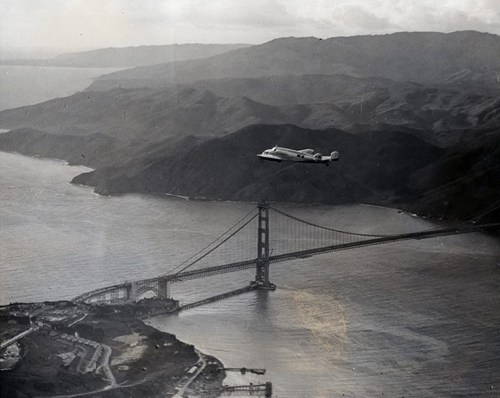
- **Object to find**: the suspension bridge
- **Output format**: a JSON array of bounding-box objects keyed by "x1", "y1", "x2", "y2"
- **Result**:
[{"x1": 73, "y1": 203, "x2": 499, "y2": 307}]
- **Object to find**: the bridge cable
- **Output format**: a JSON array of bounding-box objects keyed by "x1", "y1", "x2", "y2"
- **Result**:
[
  {"x1": 168, "y1": 209, "x2": 259, "y2": 276},
  {"x1": 269, "y1": 206, "x2": 389, "y2": 238},
  {"x1": 172, "y1": 213, "x2": 258, "y2": 276},
  {"x1": 271, "y1": 205, "x2": 490, "y2": 238},
  {"x1": 165, "y1": 206, "x2": 257, "y2": 275}
]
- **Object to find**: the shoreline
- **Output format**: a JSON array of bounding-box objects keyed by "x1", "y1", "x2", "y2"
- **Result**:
[{"x1": 0, "y1": 149, "x2": 492, "y2": 225}]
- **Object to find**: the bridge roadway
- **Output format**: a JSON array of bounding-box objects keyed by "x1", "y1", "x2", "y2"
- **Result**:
[
  {"x1": 73, "y1": 222, "x2": 499, "y2": 303},
  {"x1": 0, "y1": 326, "x2": 38, "y2": 350}
]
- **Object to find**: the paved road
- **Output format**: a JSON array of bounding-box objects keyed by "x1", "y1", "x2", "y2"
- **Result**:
[{"x1": 99, "y1": 344, "x2": 116, "y2": 388}]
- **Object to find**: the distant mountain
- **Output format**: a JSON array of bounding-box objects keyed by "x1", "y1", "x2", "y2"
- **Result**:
[
  {"x1": 1, "y1": 43, "x2": 250, "y2": 68},
  {"x1": 51, "y1": 43, "x2": 251, "y2": 67},
  {"x1": 89, "y1": 31, "x2": 500, "y2": 93}
]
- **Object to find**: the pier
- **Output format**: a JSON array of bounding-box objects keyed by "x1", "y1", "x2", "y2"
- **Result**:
[{"x1": 223, "y1": 382, "x2": 272, "y2": 397}]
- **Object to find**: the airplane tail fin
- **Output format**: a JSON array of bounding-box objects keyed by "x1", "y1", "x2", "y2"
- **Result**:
[{"x1": 330, "y1": 151, "x2": 339, "y2": 161}]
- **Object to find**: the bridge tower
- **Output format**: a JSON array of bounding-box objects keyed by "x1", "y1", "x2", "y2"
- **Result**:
[
  {"x1": 158, "y1": 278, "x2": 171, "y2": 299},
  {"x1": 255, "y1": 203, "x2": 276, "y2": 290}
]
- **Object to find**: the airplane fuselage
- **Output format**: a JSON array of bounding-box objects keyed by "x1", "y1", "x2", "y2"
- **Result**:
[{"x1": 257, "y1": 146, "x2": 339, "y2": 164}]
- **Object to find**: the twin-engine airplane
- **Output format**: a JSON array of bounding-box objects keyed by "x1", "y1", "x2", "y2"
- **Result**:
[{"x1": 258, "y1": 146, "x2": 339, "y2": 165}]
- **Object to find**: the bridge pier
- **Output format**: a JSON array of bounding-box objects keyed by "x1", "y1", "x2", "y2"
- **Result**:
[
  {"x1": 255, "y1": 203, "x2": 276, "y2": 290},
  {"x1": 126, "y1": 282, "x2": 137, "y2": 302}
]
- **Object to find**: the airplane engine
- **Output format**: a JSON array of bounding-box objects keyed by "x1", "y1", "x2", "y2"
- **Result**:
[
  {"x1": 330, "y1": 151, "x2": 339, "y2": 161},
  {"x1": 314, "y1": 153, "x2": 322, "y2": 161}
]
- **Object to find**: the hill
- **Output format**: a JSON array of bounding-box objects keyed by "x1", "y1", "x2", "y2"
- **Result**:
[
  {"x1": 1, "y1": 74, "x2": 498, "y2": 146},
  {"x1": 70, "y1": 124, "x2": 443, "y2": 204},
  {"x1": 89, "y1": 31, "x2": 500, "y2": 93}
]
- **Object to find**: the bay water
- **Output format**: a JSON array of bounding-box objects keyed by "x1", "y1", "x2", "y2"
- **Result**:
[
  {"x1": 0, "y1": 65, "x2": 122, "y2": 111},
  {"x1": 1, "y1": 151, "x2": 499, "y2": 397}
]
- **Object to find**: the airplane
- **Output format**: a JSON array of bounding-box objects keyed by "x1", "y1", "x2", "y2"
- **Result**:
[{"x1": 257, "y1": 146, "x2": 339, "y2": 165}]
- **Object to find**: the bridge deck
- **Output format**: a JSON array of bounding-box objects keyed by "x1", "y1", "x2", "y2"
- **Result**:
[
  {"x1": 177, "y1": 285, "x2": 258, "y2": 312},
  {"x1": 73, "y1": 222, "x2": 499, "y2": 303}
]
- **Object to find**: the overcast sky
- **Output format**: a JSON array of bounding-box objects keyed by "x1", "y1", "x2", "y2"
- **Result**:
[{"x1": 1, "y1": 0, "x2": 499, "y2": 50}]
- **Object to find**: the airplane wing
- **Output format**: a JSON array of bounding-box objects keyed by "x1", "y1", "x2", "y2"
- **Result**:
[
  {"x1": 299, "y1": 149, "x2": 315, "y2": 154},
  {"x1": 257, "y1": 153, "x2": 283, "y2": 162}
]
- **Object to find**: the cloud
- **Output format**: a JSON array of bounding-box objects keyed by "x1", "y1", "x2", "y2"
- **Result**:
[
  {"x1": 376, "y1": 0, "x2": 500, "y2": 33},
  {"x1": 282, "y1": 0, "x2": 500, "y2": 38},
  {"x1": 0, "y1": 0, "x2": 499, "y2": 49},
  {"x1": 183, "y1": 0, "x2": 300, "y2": 28},
  {"x1": 327, "y1": 4, "x2": 399, "y2": 34}
]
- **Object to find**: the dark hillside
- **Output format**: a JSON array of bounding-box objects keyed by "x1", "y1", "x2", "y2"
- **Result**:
[
  {"x1": 72, "y1": 124, "x2": 444, "y2": 206},
  {"x1": 70, "y1": 123, "x2": 499, "y2": 222},
  {"x1": 406, "y1": 127, "x2": 500, "y2": 222}
]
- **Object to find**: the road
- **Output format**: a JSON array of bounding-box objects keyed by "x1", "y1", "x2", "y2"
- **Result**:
[{"x1": 99, "y1": 343, "x2": 117, "y2": 388}]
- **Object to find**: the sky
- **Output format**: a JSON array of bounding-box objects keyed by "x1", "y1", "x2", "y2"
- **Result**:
[{"x1": 1, "y1": 0, "x2": 499, "y2": 51}]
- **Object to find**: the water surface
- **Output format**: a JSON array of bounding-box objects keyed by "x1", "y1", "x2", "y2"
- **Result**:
[{"x1": 0, "y1": 65, "x2": 122, "y2": 111}]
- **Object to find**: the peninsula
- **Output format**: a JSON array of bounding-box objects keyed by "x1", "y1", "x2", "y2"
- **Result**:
[{"x1": 0, "y1": 300, "x2": 225, "y2": 397}]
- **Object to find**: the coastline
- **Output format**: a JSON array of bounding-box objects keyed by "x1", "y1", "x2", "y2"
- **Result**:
[
  {"x1": 0, "y1": 147, "x2": 430, "y2": 221},
  {"x1": 0, "y1": 301, "x2": 226, "y2": 397}
]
